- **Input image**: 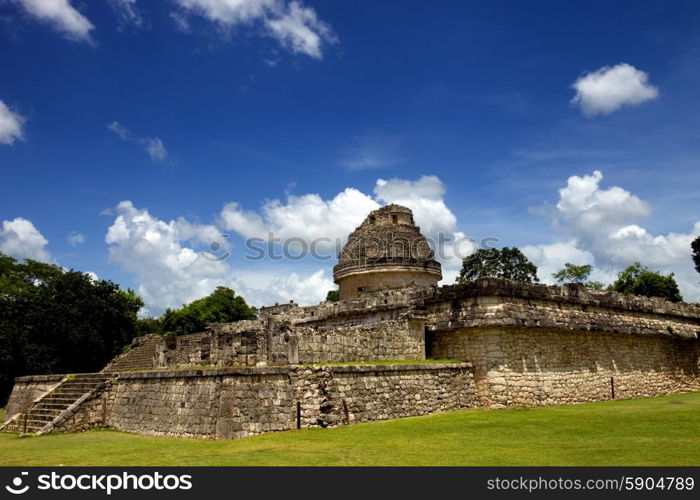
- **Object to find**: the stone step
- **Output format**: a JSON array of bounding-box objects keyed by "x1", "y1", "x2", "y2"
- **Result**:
[
  {"x1": 25, "y1": 417, "x2": 53, "y2": 425},
  {"x1": 39, "y1": 395, "x2": 83, "y2": 403},
  {"x1": 33, "y1": 403, "x2": 72, "y2": 411},
  {"x1": 70, "y1": 375, "x2": 111, "y2": 381},
  {"x1": 23, "y1": 418, "x2": 52, "y2": 427},
  {"x1": 29, "y1": 409, "x2": 63, "y2": 417},
  {"x1": 51, "y1": 389, "x2": 96, "y2": 396},
  {"x1": 56, "y1": 381, "x2": 104, "y2": 388}
]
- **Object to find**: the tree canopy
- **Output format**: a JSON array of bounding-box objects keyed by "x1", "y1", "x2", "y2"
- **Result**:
[
  {"x1": 692, "y1": 235, "x2": 700, "y2": 278},
  {"x1": 609, "y1": 262, "x2": 683, "y2": 303},
  {"x1": 552, "y1": 263, "x2": 605, "y2": 290},
  {"x1": 457, "y1": 247, "x2": 539, "y2": 284},
  {"x1": 325, "y1": 290, "x2": 340, "y2": 302},
  {"x1": 0, "y1": 253, "x2": 143, "y2": 405},
  {"x1": 160, "y1": 286, "x2": 256, "y2": 336}
]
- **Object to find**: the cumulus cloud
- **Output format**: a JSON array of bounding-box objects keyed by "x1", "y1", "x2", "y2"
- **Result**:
[
  {"x1": 265, "y1": 1, "x2": 334, "y2": 59},
  {"x1": 107, "y1": 176, "x2": 471, "y2": 314},
  {"x1": 220, "y1": 175, "x2": 469, "y2": 281},
  {"x1": 105, "y1": 201, "x2": 333, "y2": 315},
  {"x1": 0, "y1": 100, "x2": 25, "y2": 145},
  {"x1": 525, "y1": 171, "x2": 700, "y2": 301},
  {"x1": 107, "y1": 172, "x2": 700, "y2": 314},
  {"x1": 13, "y1": 0, "x2": 94, "y2": 43},
  {"x1": 571, "y1": 63, "x2": 658, "y2": 116},
  {"x1": 67, "y1": 231, "x2": 85, "y2": 246},
  {"x1": 174, "y1": 0, "x2": 336, "y2": 59},
  {"x1": 108, "y1": 121, "x2": 168, "y2": 163},
  {"x1": 0, "y1": 217, "x2": 52, "y2": 262},
  {"x1": 219, "y1": 175, "x2": 463, "y2": 257},
  {"x1": 219, "y1": 187, "x2": 380, "y2": 253}
]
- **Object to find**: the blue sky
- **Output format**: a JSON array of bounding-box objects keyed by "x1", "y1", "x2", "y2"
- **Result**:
[{"x1": 1, "y1": 0, "x2": 700, "y2": 314}]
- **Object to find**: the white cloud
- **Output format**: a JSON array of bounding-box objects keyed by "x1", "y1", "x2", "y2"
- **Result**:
[
  {"x1": 219, "y1": 188, "x2": 380, "y2": 252},
  {"x1": 265, "y1": 1, "x2": 334, "y2": 59},
  {"x1": 67, "y1": 231, "x2": 86, "y2": 246},
  {"x1": 0, "y1": 217, "x2": 52, "y2": 262},
  {"x1": 105, "y1": 200, "x2": 332, "y2": 316},
  {"x1": 108, "y1": 121, "x2": 168, "y2": 163},
  {"x1": 374, "y1": 175, "x2": 458, "y2": 240},
  {"x1": 527, "y1": 170, "x2": 700, "y2": 301},
  {"x1": 107, "y1": 172, "x2": 700, "y2": 314},
  {"x1": 14, "y1": 0, "x2": 94, "y2": 43},
  {"x1": 571, "y1": 63, "x2": 658, "y2": 116},
  {"x1": 108, "y1": 0, "x2": 144, "y2": 29},
  {"x1": 106, "y1": 201, "x2": 234, "y2": 314},
  {"x1": 174, "y1": 0, "x2": 336, "y2": 59},
  {"x1": 107, "y1": 176, "x2": 471, "y2": 314},
  {"x1": 220, "y1": 175, "x2": 468, "y2": 281},
  {"x1": 0, "y1": 100, "x2": 25, "y2": 145},
  {"x1": 140, "y1": 137, "x2": 168, "y2": 162}
]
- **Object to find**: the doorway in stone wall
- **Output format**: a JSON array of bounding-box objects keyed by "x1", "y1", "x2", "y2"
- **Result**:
[{"x1": 424, "y1": 327, "x2": 435, "y2": 359}]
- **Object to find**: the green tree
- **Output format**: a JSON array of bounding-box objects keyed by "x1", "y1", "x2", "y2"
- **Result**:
[
  {"x1": 161, "y1": 286, "x2": 256, "y2": 336},
  {"x1": 325, "y1": 290, "x2": 340, "y2": 302},
  {"x1": 552, "y1": 263, "x2": 605, "y2": 290},
  {"x1": 610, "y1": 262, "x2": 683, "y2": 302},
  {"x1": 457, "y1": 247, "x2": 539, "y2": 284},
  {"x1": 0, "y1": 252, "x2": 143, "y2": 404},
  {"x1": 135, "y1": 317, "x2": 164, "y2": 337},
  {"x1": 692, "y1": 235, "x2": 700, "y2": 277}
]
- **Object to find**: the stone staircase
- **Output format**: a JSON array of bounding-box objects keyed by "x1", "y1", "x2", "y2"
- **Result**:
[
  {"x1": 1, "y1": 373, "x2": 112, "y2": 435},
  {"x1": 102, "y1": 334, "x2": 160, "y2": 373}
]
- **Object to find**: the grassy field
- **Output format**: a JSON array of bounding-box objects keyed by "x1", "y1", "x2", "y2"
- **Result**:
[{"x1": 1, "y1": 392, "x2": 699, "y2": 466}]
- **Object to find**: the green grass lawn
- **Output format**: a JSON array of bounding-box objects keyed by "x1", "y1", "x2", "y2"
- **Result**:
[{"x1": 1, "y1": 393, "x2": 699, "y2": 466}]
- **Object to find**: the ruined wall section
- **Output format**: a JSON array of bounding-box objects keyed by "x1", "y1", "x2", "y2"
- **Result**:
[
  {"x1": 429, "y1": 328, "x2": 699, "y2": 408},
  {"x1": 155, "y1": 310, "x2": 428, "y2": 369},
  {"x1": 424, "y1": 279, "x2": 700, "y2": 339},
  {"x1": 269, "y1": 319, "x2": 426, "y2": 364},
  {"x1": 424, "y1": 278, "x2": 700, "y2": 408},
  {"x1": 84, "y1": 363, "x2": 474, "y2": 440},
  {"x1": 4, "y1": 375, "x2": 64, "y2": 422}
]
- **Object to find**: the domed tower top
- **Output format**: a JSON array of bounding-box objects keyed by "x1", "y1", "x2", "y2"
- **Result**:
[{"x1": 333, "y1": 204, "x2": 442, "y2": 300}]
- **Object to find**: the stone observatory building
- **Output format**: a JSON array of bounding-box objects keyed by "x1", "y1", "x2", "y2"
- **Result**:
[
  {"x1": 3, "y1": 204, "x2": 700, "y2": 440},
  {"x1": 333, "y1": 204, "x2": 442, "y2": 300}
]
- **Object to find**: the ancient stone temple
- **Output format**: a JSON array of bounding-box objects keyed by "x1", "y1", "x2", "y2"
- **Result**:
[
  {"x1": 333, "y1": 204, "x2": 442, "y2": 300},
  {"x1": 3, "y1": 204, "x2": 699, "y2": 440}
]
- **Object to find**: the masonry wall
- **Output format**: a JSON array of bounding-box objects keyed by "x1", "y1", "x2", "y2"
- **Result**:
[
  {"x1": 270, "y1": 319, "x2": 426, "y2": 364},
  {"x1": 429, "y1": 327, "x2": 700, "y2": 408},
  {"x1": 96, "y1": 363, "x2": 474, "y2": 439},
  {"x1": 156, "y1": 318, "x2": 427, "y2": 369},
  {"x1": 337, "y1": 270, "x2": 438, "y2": 300},
  {"x1": 4, "y1": 375, "x2": 64, "y2": 422}
]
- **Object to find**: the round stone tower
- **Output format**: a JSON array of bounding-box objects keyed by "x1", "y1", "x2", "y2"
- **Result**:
[{"x1": 333, "y1": 204, "x2": 442, "y2": 300}]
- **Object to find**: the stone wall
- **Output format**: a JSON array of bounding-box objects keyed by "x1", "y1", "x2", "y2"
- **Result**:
[
  {"x1": 78, "y1": 363, "x2": 474, "y2": 440},
  {"x1": 155, "y1": 318, "x2": 427, "y2": 369},
  {"x1": 311, "y1": 364, "x2": 476, "y2": 426},
  {"x1": 4, "y1": 375, "x2": 64, "y2": 422},
  {"x1": 429, "y1": 327, "x2": 700, "y2": 408},
  {"x1": 336, "y1": 269, "x2": 439, "y2": 300},
  {"x1": 424, "y1": 279, "x2": 700, "y2": 339},
  {"x1": 270, "y1": 319, "x2": 427, "y2": 365}
]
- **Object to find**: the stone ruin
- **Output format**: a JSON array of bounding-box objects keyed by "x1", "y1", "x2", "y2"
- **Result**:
[{"x1": 2, "y1": 205, "x2": 699, "y2": 439}]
